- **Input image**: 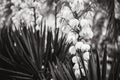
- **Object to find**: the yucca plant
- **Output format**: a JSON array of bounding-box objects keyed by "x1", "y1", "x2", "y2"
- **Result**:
[
  {"x1": 0, "y1": 24, "x2": 120, "y2": 80},
  {"x1": 0, "y1": 22, "x2": 75, "y2": 80}
]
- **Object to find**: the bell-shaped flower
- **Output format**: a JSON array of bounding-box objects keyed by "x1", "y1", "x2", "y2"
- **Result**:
[
  {"x1": 75, "y1": 41, "x2": 83, "y2": 50},
  {"x1": 73, "y1": 63, "x2": 80, "y2": 70},
  {"x1": 83, "y1": 51, "x2": 90, "y2": 60},
  {"x1": 59, "y1": 6, "x2": 73, "y2": 20},
  {"x1": 81, "y1": 43, "x2": 90, "y2": 52},
  {"x1": 79, "y1": 26, "x2": 93, "y2": 39},
  {"x1": 69, "y1": 46, "x2": 76, "y2": 55},
  {"x1": 67, "y1": 32, "x2": 78, "y2": 43},
  {"x1": 80, "y1": 19, "x2": 92, "y2": 28},
  {"x1": 69, "y1": 19, "x2": 79, "y2": 27},
  {"x1": 72, "y1": 56, "x2": 80, "y2": 63},
  {"x1": 74, "y1": 69, "x2": 81, "y2": 78},
  {"x1": 70, "y1": 0, "x2": 84, "y2": 13}
]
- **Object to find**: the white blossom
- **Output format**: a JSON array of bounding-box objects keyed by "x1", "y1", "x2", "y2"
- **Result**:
[
  {"x1": 69, "y1": 19, "x2": 79, "y2": 27},
  {"x1": 69, "y1": 46, "x2": 76, "y2": 54},
  {"x1": 80, "y1": 19, "x2": 92, "y2": 27},
  {"x1": 74, "y1": 69, "x2": 80, "y2": 78},
  {"x1": 20, "y1": 2, "x2": 28, "y2": 8},
  {"x1": 84, "y1": 11, "x2": 95, "y2": 20},
  {"x1": 81, "y1": 43, "x2": 90, "y2": 52},
  {"x1": 79, "y1": 26, "x2": 93, "y2": 39},
  {"x1": 72, "y1": 56, "x2": 80, "y2": 63},
  {"x1": 67, "y1": 32, "x2": 78, "y2": 43},
  {"x1": 83, "y1": 51, "x2": 90, "y2": 60},
  {"x1": 46, "y1": 14, "x2": 55, "y2": 29},
  {"x1": 73, "y1": 63, "x2": 80, "y2": 70},
  {"x1": 70, "y1": 0, "x2": 84, "y2": 13},
  {"x1": 59, "y1": 6, "x2": 73, "y2": 20},
  {"x1": 75, "y1": 41, "x2": 83, "y2": 49}
]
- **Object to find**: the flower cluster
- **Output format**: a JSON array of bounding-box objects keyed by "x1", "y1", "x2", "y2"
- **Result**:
[
  {"x1": 69, "y1": 40, "x2": 91, "y2": 78},
  {"x1": 66, "y1": 1, "x2": 94, "y2": 78}
]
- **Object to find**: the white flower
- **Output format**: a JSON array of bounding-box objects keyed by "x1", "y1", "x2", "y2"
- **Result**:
[
  {"x1": 73, "y1": 63, "x2": 80, "y2": 70},
  {"x1": 79, "y1": 26, "x2": 93, "y2": 39},
  {"x1": 70, "y1": 0, "x2": 84, "y2": 13},
  {"x1": 75, "y1": 41, "x2": 83, "y2": 49},
  {"x1": 74, "y1": 69, "x2": 80, "y2": 78},
  {"x1": 46, "y1": 14, "x2": 55, "y2": 28},
  {"x1": 84, "y1": 11, "x2": 95, "y2": 20},
  {"x1": 69, "y1": 46, "x2": 76, "y2": 54},
  {"x1": 83, "y1": 52, "x2": 90, "y2": 60},
  {"x1": 80, "y1": 19, "x2": 92, "y2": 27},
  {"x1": 81, "y1": 43, "x2": 90, "y2": 52},
  {"x1": 60, "y1": 6, "x2": 73, "y2": 20},
  {"x1": 84, "y1": 44, "x2": 91, "y2": 51},
  {"x1": 20, "y1": 2, "x2": 28, "y2": 8},
  {"x1": 81, "y1": 68, "x2": 85, "y2": 76},
  {"x1": 72, "y1": 56, "x2": 80, "y2": 63},
  {"x1": 69, "y1": 19, "x2": 79, "y2": 27},
  {"x1": 67, "y1": 32, "x2": 78, "y2": 43}
]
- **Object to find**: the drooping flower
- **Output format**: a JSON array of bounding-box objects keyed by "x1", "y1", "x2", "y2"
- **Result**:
[
  {"x1": 79, "y1": 26, "x2": 93, "y2": 39},
  {"x1": 59, "y1": 6, "x2": 73, "y2": 20},
  {"x1": 67, "y1": 32, "x2": 78, "y2": 43},
  {"x1": 70, "y1": 0, "x2": 84, "y2": 13},
  {"x1": 69, "y1": 19, "x2": 79, "y2": 27},
  {"x1": 83, "y1": 51, "x2": 90, "y2": 60},
  {"x1": 20, "y1": 2, "x2": 28, "y2": 8},
  {"x1": 69, "y1": 46, "x2": 76, "y2": 55},
  {"x1": 75, "y1": 41, "x2": 83, "y2": 49},
  {"x1": 74, "y1": 69, "x2": 81, "y2": 78},
  {"x1": 73, "y1": 63, "x2": 80, "y2": 70},
  {"x1": 81, "y1": 43, "x2": 90, "y2": 52},
  {"x1": 80, "y1": 19, "x2": 92, "y2": 27},
  {"x1": 72, "y1": 56, "x2": 80, "y2": 63}
]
